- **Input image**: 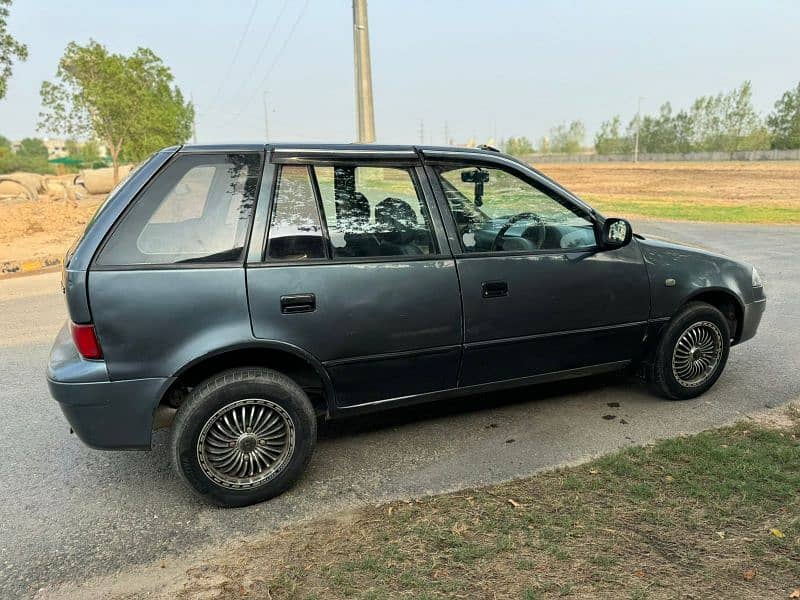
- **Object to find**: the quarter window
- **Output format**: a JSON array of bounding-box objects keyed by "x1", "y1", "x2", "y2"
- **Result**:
[
  {"x1": 435, "y1": 165, "x2": 596, "y2": 253},
  {"x1": 97, "y1": 153, "x2": 261, "y2": 266},
  {"x1": 266, "y1": 166, "x2": 326, "y2": 261},
  {"x1": 315, "y1": 165, "x2": 437, "y2": 258}
]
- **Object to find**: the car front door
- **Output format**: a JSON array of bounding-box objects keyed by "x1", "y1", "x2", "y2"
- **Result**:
[
  {"x1": 424, "y1": 151, "x2": 651, "y2": 387},
  {"x1": 246, "y1": 149, "x2": 462, "y2": 409}
]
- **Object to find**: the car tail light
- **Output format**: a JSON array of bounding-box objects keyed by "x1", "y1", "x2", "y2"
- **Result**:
[{"x1": 70, "y1": 322, "x2": 103, "y2": 359}]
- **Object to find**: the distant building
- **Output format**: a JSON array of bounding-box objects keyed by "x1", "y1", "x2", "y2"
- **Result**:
[{"x1": 44, "y1": 138, "x2": 68, "y2": 159}]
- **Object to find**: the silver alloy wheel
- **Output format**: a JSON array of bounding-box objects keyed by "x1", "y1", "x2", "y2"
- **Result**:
[
  {"x1": 196, "y1": 398, "x2": 295, "y2": 490},
  {"x1": 671, "y1": 321, "x2": 723, "y2": 387}
]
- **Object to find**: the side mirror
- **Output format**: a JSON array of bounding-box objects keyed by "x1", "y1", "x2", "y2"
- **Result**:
[{"x1": 600, "y1": 217, "x2": 632, "y2": 249}]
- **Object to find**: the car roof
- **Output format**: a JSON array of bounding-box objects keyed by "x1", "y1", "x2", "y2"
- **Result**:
[{"x1": 178, "y1": 142, "x2": 501, "y2": 156}]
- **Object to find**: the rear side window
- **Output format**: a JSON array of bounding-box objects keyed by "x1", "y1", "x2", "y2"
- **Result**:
[
  {"x1": 266, "y1": 166, "x2": 326, "y2": 261},
  {"x1": 97, "y1": 153, "x2": 261, "y2": 266}
]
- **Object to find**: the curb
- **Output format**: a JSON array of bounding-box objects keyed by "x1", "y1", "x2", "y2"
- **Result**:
[{"x1": 0, "y1": 256, "x2": 62, "y2": 279}]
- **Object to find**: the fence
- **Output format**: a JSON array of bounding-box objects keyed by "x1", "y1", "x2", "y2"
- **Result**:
[{"x1": 521, "y1": 148, "x2": 800, "y2": 163}]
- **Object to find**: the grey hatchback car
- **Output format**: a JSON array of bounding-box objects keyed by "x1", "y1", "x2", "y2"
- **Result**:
[{"x1": 47, "y1": 143, "x2": 765, "y2": 506}]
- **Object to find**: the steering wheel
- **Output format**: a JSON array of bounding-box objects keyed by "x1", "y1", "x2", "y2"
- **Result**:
[{"x1": 490, "y1": 212, "x2": 545, "y2": 251}]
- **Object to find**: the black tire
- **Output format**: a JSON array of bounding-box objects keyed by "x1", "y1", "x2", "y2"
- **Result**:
[
  {"x1": 647, "y1": 301, "x2": 731, "y2": 400},
  {"x1": 170, "y1": 367, "x2": 316, "y2": 507}
]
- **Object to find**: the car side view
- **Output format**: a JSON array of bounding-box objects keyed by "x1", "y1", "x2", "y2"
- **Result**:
[{"x1": 47, "y1": 143, "x2": 766, "y2": 507}]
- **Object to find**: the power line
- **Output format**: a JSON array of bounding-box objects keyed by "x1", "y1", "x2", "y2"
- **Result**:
[
  {"x1": 207, "y1": 0, "x2": 259, "y2": 111},
  {"x1": 217, "y1": 0, "x2": 291, "y2": 117},
  {"x1": 253, "y1": 0, "x2": 311, "y2": 98}
]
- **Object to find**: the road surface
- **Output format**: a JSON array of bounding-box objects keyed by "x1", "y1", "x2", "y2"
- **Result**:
[{"x1": 0, "y1": 221, "x2": 797, "y2": 597}]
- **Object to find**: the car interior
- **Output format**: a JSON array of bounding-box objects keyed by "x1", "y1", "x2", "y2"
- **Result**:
[{"x1": 436, "y1": 166, "x2": 597, "y2": 252}]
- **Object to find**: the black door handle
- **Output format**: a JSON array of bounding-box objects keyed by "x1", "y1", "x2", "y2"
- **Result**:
[
  {"x1": 280, "y1": 293, "x2": 316, "y2": 314},
  {"x1": 481, "y1": 281, "x2": 508, "y2": 298}
]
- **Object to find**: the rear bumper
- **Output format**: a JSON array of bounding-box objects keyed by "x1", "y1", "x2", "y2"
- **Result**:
[
  {"x1": 736, "y1": 297, "x2": 766, "y2": 345},
  {"x1": 47, "y1": 322, "x2": 172, "y2": 450},
  {"x1": 47, "y1": 377, "x2": 172, "y2": 449}
]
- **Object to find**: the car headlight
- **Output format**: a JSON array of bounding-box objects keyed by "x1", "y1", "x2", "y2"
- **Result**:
[{"x1": 751, "y1": 267, "x2": 763, "y2": 288}]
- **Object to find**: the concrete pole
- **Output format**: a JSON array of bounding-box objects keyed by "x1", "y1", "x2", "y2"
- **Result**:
[{"x1": 353, "y1": 0, "x2": 376, "y2": 142}]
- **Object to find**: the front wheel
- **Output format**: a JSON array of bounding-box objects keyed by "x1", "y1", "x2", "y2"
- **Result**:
[
  {"x1": 170, "y1": 367, "x2": 316, "y2": 507},
  {"x1": 647, "y1": 302, "x2": 731, "y2": 400}
]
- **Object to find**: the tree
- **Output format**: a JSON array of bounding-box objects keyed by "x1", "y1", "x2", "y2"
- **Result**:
[
  {"x1": 39, "y1": 40, "x2": 194, "y2": 183},
  {"x1": 767, "y1": 82, "x2": 800, "y2": 150},
  {"x1": 504, "y1": 136, "x2": 534, "y2": 156},
  {"x1": 690, "y1": 82, "x2": 769, "y2": 155},
  {"x1": 594, "y1": 116, "x2": 631, "y2": 155},
  {"x1": 17, "y1": 137, "x2": 48, "y2": 158},
  {"x1": 549, "y1": 120, "x2": 585, "y2": 154},
  {"x1": 65, "y1": 138, "x2": 102, "y2": 163},
  {"x1": 0, "y1": 0, "x2": 26, "y2": 101}
]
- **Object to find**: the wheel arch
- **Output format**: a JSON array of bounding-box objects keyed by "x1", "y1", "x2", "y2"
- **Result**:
[
  {"x1": 685, "y1": 287, "x2": 744, "y2": 343},
  {"x1": 159, "y1": 341, "x2": 335, "y2": 418}
]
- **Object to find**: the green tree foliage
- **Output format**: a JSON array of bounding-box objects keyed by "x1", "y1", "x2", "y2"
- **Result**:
[
  {"x1": 16, "y1": 137, "x2": 48, "y2": 158},
  {"x1": 694, "y1": 81, "x2": 769, "y2": 155},
  {"x1": 65, "y1": 138, "x2": 102, "y2": 164},
  {"x1": 631, "y1": 103, "x2": 695, "y2": 154},
  {"x1": 767, "y1": 81, "x2": 800, "y2": 150},
  {"x1": 594, "y1": 81, "x2": 772, "y2": 156},
  {"x1": 0, "y1": 0, "x2": 26, "y2": 101},
  {"x1": 548, "y1": 120, "x2": 585, "y2": 154},
  {"x1": 39, "y1": 40, "x2": 194, "y2": 183},
  {"x1": 0, "y1": 134, "x2": 50, "y2": 174},
  {"x1": 504, "y1": 136, "x2": 534, "y2": 156},
  {"x1": 594, "y1": 116, "x2": 632, "y2": 155}
]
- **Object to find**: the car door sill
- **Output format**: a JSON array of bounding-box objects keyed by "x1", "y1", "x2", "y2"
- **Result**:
[{"x1": 333, "y1": 359, "x2": 630, "y2": 416}]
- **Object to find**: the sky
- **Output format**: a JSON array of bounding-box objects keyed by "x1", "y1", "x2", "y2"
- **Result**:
[{"x1": 2, "y1": 0, "x2": 800, "y2": 146}]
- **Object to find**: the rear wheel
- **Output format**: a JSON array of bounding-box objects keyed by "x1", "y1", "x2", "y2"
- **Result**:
[
  {"x1": 647, "y1": 302, "x2": 731, "y2": 400},
  {"x1": 170, "y1": 367, "x2": 316, "y2": 507}
]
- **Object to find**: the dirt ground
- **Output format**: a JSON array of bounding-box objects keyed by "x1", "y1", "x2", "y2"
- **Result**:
[
  {"x1": 536, "y1": 161, "x2": 800, "y2": 207},
  {"x1": 1, "y1": 161, "x2": 798, "y2": 272}
]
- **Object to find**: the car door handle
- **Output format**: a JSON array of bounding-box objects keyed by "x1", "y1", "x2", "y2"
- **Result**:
[
  {"x1": 280, "y1": 293, "x2": 316, "y2": 314},
  {"x1": 481, "y1": 281, "x2": 508, "y2": 298}
]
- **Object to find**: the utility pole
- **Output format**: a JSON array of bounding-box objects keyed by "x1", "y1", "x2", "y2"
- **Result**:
[
  {"x1": 418, "y1": 119, "x2": 424, "y2": 144},
  {"x1": 444, "y1": 121, "x2": 449, "y2": 145},
  {"x1": 262, "y1": 91, "x2": 270, "y2": 141},
  {"x1": 633, "y1": 96, "x2": 644, "y2": 162},
  {"x1": 352, "y1": 0, "x2": 376, "y2": 142}
]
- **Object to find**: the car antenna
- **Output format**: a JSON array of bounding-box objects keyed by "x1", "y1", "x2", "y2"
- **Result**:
[{"x1": 477, "y1": 144, "x2": 500, "y2": 152}]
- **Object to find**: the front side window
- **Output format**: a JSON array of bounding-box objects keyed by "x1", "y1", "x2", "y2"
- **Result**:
[
  {"x1": 97, "y1": 153, "x2": 261, "y2": 265},
  {"x1": 315, "y1": 165, "x2": 437, "y2": 258},
  {"x1": 435, "y1": 165, "x2": 596, "y2": 253}
]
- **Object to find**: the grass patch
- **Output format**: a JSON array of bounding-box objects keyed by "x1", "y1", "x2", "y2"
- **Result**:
[
  {"x1": 586, "y1": 196, "x2": 800, "y2": 224},
  {"x1": 175, "y1": 412, "x2": 800, "y2": 599}
]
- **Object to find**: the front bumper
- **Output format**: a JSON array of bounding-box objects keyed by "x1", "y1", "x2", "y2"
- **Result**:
[
  {"x1": 736, "y1": 296, "x2": 766, "y2": 345},
  {"x1": 47, "y1": 322, "x2": 172, "y2": 450}
]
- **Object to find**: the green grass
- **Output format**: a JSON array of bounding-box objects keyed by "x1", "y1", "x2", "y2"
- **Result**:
[
  {"x1": 176, "y1": 410, "x2": 800, "y2": 599},
  {"x1": 586, "y1": 195, "x2": 800, "y2": 224}
]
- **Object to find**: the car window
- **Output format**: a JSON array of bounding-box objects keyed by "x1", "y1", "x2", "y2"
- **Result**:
[
  {"x1": 266, "y1": 166, "x2": 326, "y2": 261},
  {"x1": 97, "y1": 153, "x2": 261, "y2": 266},
  {"x1": 435, "y1": 165, "x2": 596, "y2": 253},
  {"x1": 315, "y1": 165, "x2": 437, "y2": 258}
]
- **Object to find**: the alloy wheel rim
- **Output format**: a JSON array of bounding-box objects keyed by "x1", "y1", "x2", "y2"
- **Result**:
[
  {"x1": 671, "y1": 321, "x2": 723, "y2": 387},
  {"x1": 196, "y1": 398, "x2": 295, "y2": 490}
]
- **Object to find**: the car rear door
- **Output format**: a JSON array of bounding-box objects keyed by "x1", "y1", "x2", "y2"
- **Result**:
[
  {"x1": 246, "y1": 148, "x2": 462, "y2": 410},
  {"x1": 423, "y1": 150, "x2": 651, "y2": 387}
]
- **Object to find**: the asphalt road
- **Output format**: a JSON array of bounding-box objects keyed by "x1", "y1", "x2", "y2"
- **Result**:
[{"x1": 1, "y1": 221, "x2": 797, "y2": 598}]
